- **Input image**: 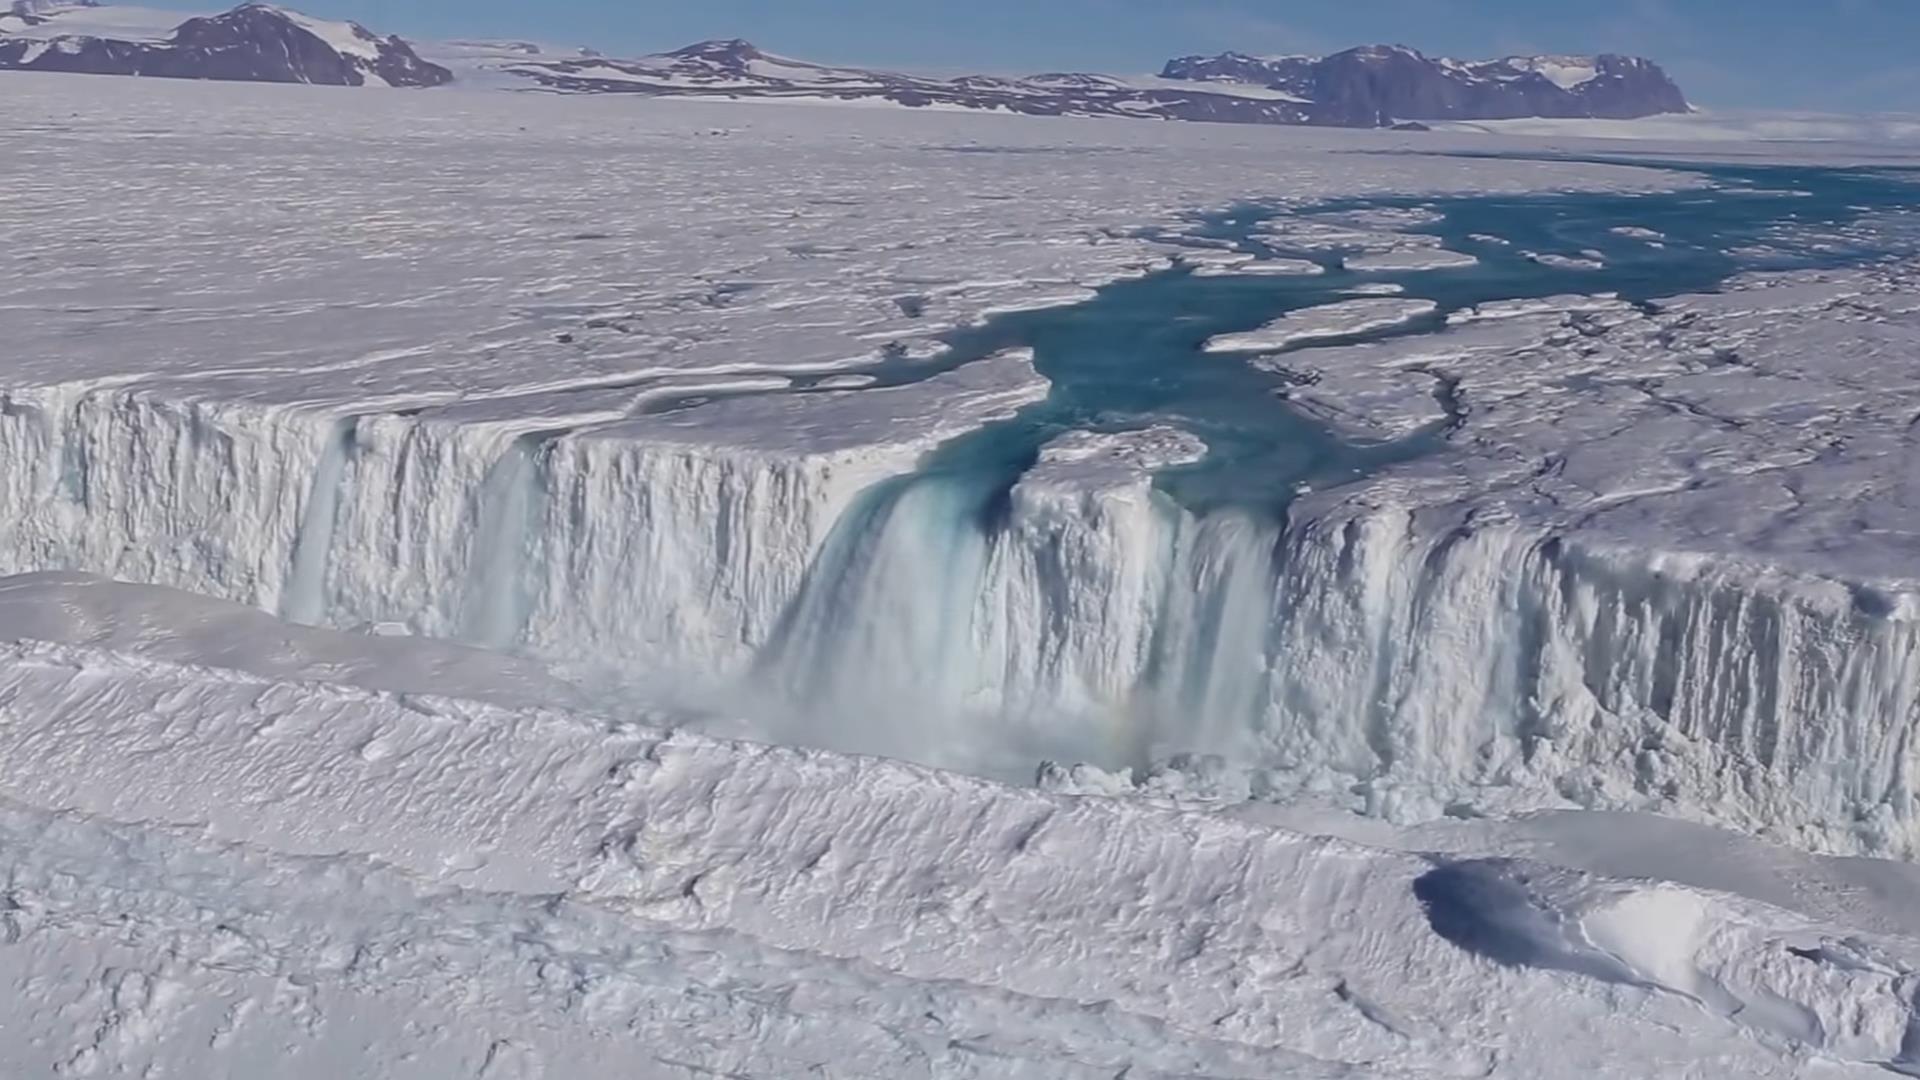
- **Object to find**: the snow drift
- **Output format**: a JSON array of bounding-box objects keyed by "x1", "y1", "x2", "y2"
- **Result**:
[{"x1": 0, "y1": 621, "x2": 1913, "y2": 1076}]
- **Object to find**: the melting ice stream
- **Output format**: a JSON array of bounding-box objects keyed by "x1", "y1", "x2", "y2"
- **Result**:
[{"x1": 7, "y1": 161, "x2": 1920, "y2": 852}]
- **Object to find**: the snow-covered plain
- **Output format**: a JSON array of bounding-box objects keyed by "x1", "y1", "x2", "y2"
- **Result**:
[{"x1": 8, "y1": 70, "x2": 1920, "y2": 1075}]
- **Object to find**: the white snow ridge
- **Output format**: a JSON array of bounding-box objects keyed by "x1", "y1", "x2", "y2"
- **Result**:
[{"x1": 6, "y1": 61, "x2": 1920, "y2": 1079}]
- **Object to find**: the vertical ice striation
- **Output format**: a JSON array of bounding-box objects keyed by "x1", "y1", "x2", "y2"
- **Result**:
[
  {"x1": 0, "y1": 350, "x2": 1054, "y2": 698},
  {"x1": 0, "y1": 387, "x2": 327, "y2": 612},
  {"x1": 1259, "y1": 506, "x2": 1920, "y2": 853},
  {"x1": 962, "y1": 432, "x2": 1285, "y2": 769},
  {"x1": 522, "y1": 425, "x2": 897, "y2": 690}
]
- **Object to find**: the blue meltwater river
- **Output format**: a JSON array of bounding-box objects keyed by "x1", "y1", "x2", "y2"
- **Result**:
[{"x1": 651, "y1": 162, "x2": 1920, "y2": 776}]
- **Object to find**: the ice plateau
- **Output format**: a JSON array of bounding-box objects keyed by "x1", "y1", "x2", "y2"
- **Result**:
[{"x1": 5, "y1": 69, "x2": 1920, "y2": 1078}]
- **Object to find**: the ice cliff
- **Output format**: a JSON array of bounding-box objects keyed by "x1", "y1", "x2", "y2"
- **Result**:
[{"x1": 9, "y1": 271, "x2": 1920, "y2": 858}]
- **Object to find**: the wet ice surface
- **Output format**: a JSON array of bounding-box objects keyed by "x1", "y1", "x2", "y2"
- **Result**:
[
  {"x1": 10, "y1": 71, "x2": 1920, "y2": 1077},
  {"x1": 1202, "y1": 297, "x2": 1443, "y2": 352}
]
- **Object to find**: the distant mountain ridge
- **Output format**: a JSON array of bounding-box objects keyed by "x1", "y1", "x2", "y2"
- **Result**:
[
  {"x1": 495, "y1": 39, "x2": 1319, "y2": 124},
  {"x1": 0, "y1": 4, "x2": 1689, "y2": 126},
  {"x1": 1162, "y1": 45, "x2": 1690, "y2": 124},
  {"x1": 0, "y1": 2, "x2": 450, "y2": 86},
  {"x1": 492, "y1": 37, "x2": 1690, "y2": 128}
]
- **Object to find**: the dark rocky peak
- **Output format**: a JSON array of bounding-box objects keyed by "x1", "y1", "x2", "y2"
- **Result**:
[
  {"x1": 664, "y1": 38, "x2": 767, "y2": 71},
  {"x1": 496, "y1": 35, "x2": 1686, "y2": 129},
  {"x1": 175, "y1": 3, "x2": 366, "y2": 52},
  {"x1": 1572, "y1": 53, "x2": 1690, "y2": 116},
  {"x1": 1163, "y1": 43, "x2": 1689, "y2": 125},
  {"x1": 1160, "y1": 50, "x2": 1316, "y2": 92},
  {"x1": 162, "y1": 4, "x2": 450, "y2": 87},
  {"x1": 0, "y1": 1, "x2": 452, "y2": 87},
  {"x1": 1310, "y1": 45, "x2": 1466, "y2": 126}
]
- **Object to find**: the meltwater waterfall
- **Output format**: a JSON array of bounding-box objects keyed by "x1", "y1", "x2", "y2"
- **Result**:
[
  {"x1": 752, "y1": 443, "x2": 1285, "y2": 774},
  {"x1": 6, "y1": 168, "x2": 1920, "y2": 854}
]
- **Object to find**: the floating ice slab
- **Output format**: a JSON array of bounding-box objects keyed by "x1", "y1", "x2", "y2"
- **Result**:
[
  {"x1": 1343, "y1": 281, "x2": 1408, "y2": 295},
  {"x1": 1345, "y1": 247, "x2": 1480, "y2": 271},
  {"x1": 1524, "y1": 250, "x2": 1606, "y2": 270},
  {"x1": 1447, "y1": 293, "x2": 1630, "y2": 323},
  {"x1": 1204, "y1": 297, "x2": 1440, "y2": 352},
  {"x1": 1191, "y1": 256, "x2": 1326, "y2": 277},
  {"x1": 1259, "y1": 312, "x2": 1562, "y2": 438}
]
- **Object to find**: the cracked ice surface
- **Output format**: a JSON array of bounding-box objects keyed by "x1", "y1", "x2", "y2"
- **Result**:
[{"x1": 0, "y1": 75, "x2": 1684, "y2": 405}]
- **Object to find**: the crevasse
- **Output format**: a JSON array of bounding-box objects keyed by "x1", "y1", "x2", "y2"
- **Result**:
[{"x1": 2, "y1": 382, "x2": 1918, "y2": 855}]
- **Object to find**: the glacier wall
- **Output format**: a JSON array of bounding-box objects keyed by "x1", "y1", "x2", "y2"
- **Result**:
[
  {"x1": 4, "y1": 380, "x2": 1920, "y2": 854},
  {"x1": 752, "y1": 427, "x2": 1283, "y2": 770},
  {"x1": 1263, "y1": 509, "x2": 1920, "y2": 854},
  {"x1": 0, "y1": 386, "x2": 323, "y2": 610},
  {"x1": 0, "y1": 382, "x2": 961, "y2": 704}
]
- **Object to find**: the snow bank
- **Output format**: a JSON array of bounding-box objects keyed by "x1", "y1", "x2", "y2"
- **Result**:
[{"x1": 0, "y1": 621, "x2": 1910, "y2": 1076}]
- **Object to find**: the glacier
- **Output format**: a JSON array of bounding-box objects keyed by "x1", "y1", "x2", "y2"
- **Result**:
[
  {"x1": 1, "y1": 104, "x2": 1916, "y2": 852},
  {"x1": 14, "y1": 370, "x2": 1920, "y2": 854},
  {"x1": 8, "y1": 69, "x2": 1920, "y2": 1076}
]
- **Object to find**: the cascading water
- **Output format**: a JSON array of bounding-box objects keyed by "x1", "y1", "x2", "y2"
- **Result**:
[
  {"x1": 1145, "y1": 511, "x2": 1283, "y2": 756},
  {"x1": 458, "y1": 435, "x2": 544, "y2": 651},
  {"x1": 283, "y1": 416, "x2": 357, "y2": 626},
  {"x1": 754, "y1": 469, "x2": 1006, "y2": 763}
]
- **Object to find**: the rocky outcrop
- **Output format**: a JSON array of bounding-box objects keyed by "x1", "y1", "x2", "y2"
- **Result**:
[
  {"x1": 1164, "y1": 45, "x2": 1690, "y2": 125},
  {"x1": 503, "y1": 37, "x2": 1687, "y2": 128},
  {"x1": 508, "y1": 39, "x2": 1316, "y2": 123},
  {"x1": 0, "y1": 2, "x2": 451, "y2": 87}
]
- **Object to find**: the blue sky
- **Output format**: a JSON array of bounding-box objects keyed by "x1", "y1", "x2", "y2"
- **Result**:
[{"x1": 149, "y1": 0, "x2": 1920, "y2": 111}]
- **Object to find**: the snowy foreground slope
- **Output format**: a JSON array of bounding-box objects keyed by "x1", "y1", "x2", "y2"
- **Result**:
[
  {"x1": 5, "y1": 573, "x2": 1920, "y2": 1078},
  {"x1": 10, "y1": 72, "x2": 1920, "y2": 1075}
]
